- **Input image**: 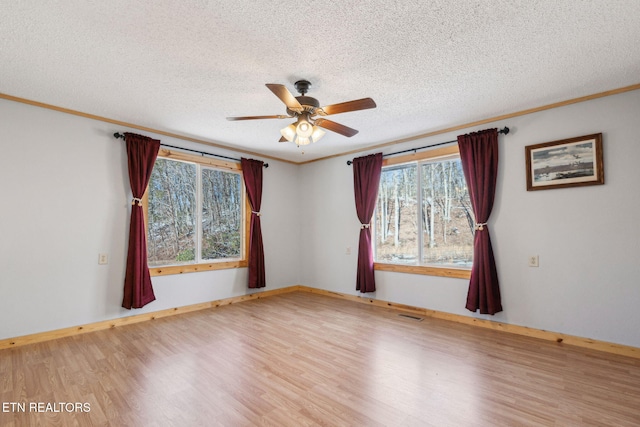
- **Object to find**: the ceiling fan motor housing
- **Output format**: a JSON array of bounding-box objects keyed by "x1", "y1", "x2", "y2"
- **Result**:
[{"x1": 287, "y1": 96, "x2": 319, "y2": 116}]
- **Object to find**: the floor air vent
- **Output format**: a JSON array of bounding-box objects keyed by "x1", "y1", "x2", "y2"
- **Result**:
[{"x1": 398, "y1": 314, "x2": 424, "y2": 321}]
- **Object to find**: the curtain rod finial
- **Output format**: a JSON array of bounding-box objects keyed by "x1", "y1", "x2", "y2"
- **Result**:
[
  {"x1": 347, "y1": 160, "x2": 353, "y2": 166},
  {"x1": 114, "y1": 132, "x2": 125, "y2": 139},
  {"x1": 264, "y1": 163, "x2": 269, "y2": 168},
  {"x1": 499, "y1": 127, "x2": 509, "y2": 135}
]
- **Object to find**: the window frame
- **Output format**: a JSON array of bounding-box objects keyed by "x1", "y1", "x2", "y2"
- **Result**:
[
  {"x1": 143, "y1": 148, "x2": 249, "y2": 276},
  {"x1": 373, "y1": 145, "x2": 472, "y2": 279}
]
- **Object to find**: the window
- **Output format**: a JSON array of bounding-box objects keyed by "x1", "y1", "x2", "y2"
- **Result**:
[
  {"x1": 374, "y1": 146, "x2": 473, "y2": 278},
  {"x1": 144, "y1": 149, "x2": 247, "y2": 275}
]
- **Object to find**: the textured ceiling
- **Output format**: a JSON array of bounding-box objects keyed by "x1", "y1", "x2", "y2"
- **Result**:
[{"x1": 2, "y1": 1, "x2": 640, "y2": 163}]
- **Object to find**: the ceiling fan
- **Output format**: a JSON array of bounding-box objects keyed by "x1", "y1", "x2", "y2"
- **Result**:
[{"x1": 226, "y1": 80, "x2": 376, "y2": 146}]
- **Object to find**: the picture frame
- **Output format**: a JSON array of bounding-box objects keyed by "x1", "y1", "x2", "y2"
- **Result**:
[{"x1": 525, "y1": 133, "x2": 604, "y2": 191}]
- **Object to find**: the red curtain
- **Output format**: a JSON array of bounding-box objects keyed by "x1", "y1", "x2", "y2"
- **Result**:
[
  {"x1": 458, "y1": 129, "x2": 502, "y2": 315},
  {"x1": 241, "y1": 158, "x2": 266, "y2": 288},
  {"x1": 353, "y1": 153, "x2": 383, "y2": 293},
  {"x1": 122, "y1": 133, "x2": 160, "y2": 309}
]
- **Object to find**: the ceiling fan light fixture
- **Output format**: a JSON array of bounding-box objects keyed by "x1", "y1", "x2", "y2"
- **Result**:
[
  {"x1": 296, "y1": 119, "x2": 314, "y2": 138},
  {"x1": 310, "y1": 126, "x2": 326, "y2": 143},
  {"x1": 280, "y1": 124, "x2": 296, "y2": 142},
  {"x1": 296, "y1": 136, "x2": 311, "y2": 146}
]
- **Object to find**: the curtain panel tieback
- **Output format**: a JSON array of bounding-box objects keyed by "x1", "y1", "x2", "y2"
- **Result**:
[
  {"x1": 352, "y1": 152, "x2": 383, "y2": 293},
  {"x1": 122, "y1": 132, "x2": 160, "y2": 310},
  {"x1": 458, "y1": 127, "x2": 502, "y2": 315},
  {"x1": 241, "y1": 157, "x2": 266, "y2": 289}
]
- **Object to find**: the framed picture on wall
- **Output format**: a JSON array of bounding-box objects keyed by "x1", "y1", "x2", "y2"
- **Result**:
[{"x1": 525, "y1": 133, "x2": 604, "y2": 191}]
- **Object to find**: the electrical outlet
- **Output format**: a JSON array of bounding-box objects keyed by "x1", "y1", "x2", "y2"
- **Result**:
[
  {"x1": 528, "y1": 255, "x2": 539, "y2": 267},
  {"x1": 98, "y1": 253, "x2": 109, "y2": 265}
]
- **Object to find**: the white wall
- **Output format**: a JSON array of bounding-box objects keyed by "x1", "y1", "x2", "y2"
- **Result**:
[
  {"x1": 0, "y1": 99, "x2": 301, "y2": 340},
  {"x1": 300, "y1": 89, "x2": 640, "y2": 348},
  {"x1": 2, "y1": 89, "x2": 639, "y2": 349}
]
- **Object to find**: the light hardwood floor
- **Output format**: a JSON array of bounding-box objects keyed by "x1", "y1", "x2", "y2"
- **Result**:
[{"x1": 1, "y1": 292, "x2": 639, "y2": 426}]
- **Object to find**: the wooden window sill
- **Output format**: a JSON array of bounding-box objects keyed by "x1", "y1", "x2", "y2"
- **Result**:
[
  {"x1": 374, "y1": 262, "x2": 471, "y2": 279},
  {"x1": 150, "y1": 260, "x2": 248, "y2": 276}
]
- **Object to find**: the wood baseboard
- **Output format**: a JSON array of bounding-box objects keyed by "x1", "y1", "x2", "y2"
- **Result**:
[
  {"x1": 0, "y1": 286, "x2": 299, "y2": 350},
  {"x1": 2, "y1": 284, "x2": 638, "y2": 360}
]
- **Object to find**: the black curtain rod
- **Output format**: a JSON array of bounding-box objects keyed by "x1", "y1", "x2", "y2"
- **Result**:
[
  {"x1": 113, "y1": 132, "x2": 269, "y2": 168},
  {"x1": 346, "y1": 127, "x2": 509, "y2": 165}
]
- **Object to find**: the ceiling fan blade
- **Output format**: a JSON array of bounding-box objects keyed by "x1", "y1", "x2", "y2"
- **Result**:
[
  {"x1": 265, "y1": 84, "x2": 303, "y2": 112},
  {"x1": 315, "y1": 118, "x2": 359, "y2": 137},
  {"x1": 318, "y1": 98, "x2": 376, "y2": 116},
  {"x1": 226, "y1": 115, "x2": 291, "y2": 121}
]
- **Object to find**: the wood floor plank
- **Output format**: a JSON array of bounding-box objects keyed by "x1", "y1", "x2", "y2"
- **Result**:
[{"x1": 1, "y1": 291, "x2": 640, "y2": 426}]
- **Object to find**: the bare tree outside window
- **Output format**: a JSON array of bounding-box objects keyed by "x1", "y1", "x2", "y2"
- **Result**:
[
  {"x1": 375, "y1": 155, "x2": 474, "y2": 268},
  {"x1": 147, "y1": 159, "x2": 196, "y2": 266},
  {"x1": 201, "y1": 168, "x2": 242, "y2": 260},
  {"x1": 375, "y1": 163, "x2": 417, "y2": 264},
  {"x1": 146, "y1": 157, "x2": 243, "y2": 267},
  {"x1": 421, "y1": 159, "x2": 474, "y2": 267}
]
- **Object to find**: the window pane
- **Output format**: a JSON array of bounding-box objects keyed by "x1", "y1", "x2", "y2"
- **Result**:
[
  {"x1": 147, "y1": 158, "x2": 197, "y2": 266},
  {"x1": 375, "y1": 163, "x2": 418, "y2": 264},
  {"x1": 201, "y1": 168, "x2": 242, "y2": 260},
  {"x1": 421, "y1": 159, "x2": 474, "y2": 268}
]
